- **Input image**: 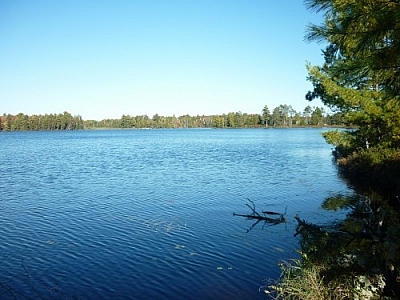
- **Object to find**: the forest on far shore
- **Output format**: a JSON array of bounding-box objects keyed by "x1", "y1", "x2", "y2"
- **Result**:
[{"x1": 0, "y1": 104, "x2": 345, "y2": 131}]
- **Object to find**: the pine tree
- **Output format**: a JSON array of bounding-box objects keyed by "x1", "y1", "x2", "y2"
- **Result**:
[{"x1": 305, "y1": 0, "x2": 400, "y2": 151}]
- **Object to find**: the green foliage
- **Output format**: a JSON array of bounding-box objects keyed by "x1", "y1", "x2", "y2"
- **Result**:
[
  {"x1": 1, "y1": 105, "x2": 345, "y2": 131},
  {"x1": 261, "y1": 105, "x2": 271, "y2": 127},
  {"x1": 322, "y1": 129, "x2": 357, "y2": 157},
  {"x1": 270, "y1": 3, "x2": 400, "y2": 297},
  {"x1": 305, "y1": 0, "x2": 400, "y2": 151},
  {"x1": 0, "y1": 112, "x2": 84, "y2": 131},
  {"x1": 78, "y1": 104, "x2": 343, "y2": 129},
  {"x1": 297, "y1": 2, "x2": 400, "y2": 297},
  {"x1": 337, "y1": 147, "x2": 400, "y2": 195},
  {"x1": 310, "y1": 106, "x2": 324, "y2": 125}
]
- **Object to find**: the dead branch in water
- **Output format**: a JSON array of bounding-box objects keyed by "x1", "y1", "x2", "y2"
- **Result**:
[{"x1": 233, "y1": 199, "x2": 286, "y2": 232}]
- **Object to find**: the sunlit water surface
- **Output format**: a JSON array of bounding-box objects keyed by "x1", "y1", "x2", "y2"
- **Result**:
[{"x1": 0, "y1": 128, "x2": 350, "y2": 299}]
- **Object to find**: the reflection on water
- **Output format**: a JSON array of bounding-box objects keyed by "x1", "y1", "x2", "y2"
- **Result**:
[
  {"x1": 292, "y1": 190, "x2": 400, "y2": 298},
  {"x1": 0, "y1": 128, "x2": 351, "y2": 299}
]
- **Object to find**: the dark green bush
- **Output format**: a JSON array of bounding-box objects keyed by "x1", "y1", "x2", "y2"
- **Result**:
[{"x1": 337, "y1": 147, "x2": 400, "y2": 196}]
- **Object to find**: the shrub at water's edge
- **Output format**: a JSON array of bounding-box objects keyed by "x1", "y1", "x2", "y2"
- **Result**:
[
  {"x1": 322, "y1": 130, "x2": 400, "y2": 197},
  {"x1": 337, "y1": 147, "x2": 400, "y2": 197}
]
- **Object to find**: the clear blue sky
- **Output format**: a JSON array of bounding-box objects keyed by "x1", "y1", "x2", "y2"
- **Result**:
[{"x1": 1, "y1": 0, "x2": 325, "y2": 120}]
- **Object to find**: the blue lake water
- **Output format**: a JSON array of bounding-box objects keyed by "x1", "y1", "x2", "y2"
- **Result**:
[{"x1": 0, "y1": 128, "x2": 350, "y2": 299}]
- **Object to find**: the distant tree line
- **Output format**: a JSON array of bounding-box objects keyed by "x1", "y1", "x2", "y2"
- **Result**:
[
  {"x1": 0, "y1": 105, "x2": 345, "y2": 131},
  {"x1": 85, "y1": 104, "x2": 345, "y2": 129},
  {"x1": 0, "y1": 112, "x2": 84, "y2": 131}
]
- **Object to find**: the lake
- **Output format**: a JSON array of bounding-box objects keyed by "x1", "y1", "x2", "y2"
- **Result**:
[{"x1": 0, "y1": 128, "x2": 350, "y2": 299}]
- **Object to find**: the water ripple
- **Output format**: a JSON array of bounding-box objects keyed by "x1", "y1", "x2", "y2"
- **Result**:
[{"x1": 0, "y1": 129, "x2": 351, "y2": 299}]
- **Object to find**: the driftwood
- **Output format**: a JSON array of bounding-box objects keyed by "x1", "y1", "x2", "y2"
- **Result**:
[{"x1": 234, "y1": 199, "x2": 287, "y2": 232}]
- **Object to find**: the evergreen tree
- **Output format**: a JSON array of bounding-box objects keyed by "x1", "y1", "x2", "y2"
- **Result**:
[
  {"x1": 305, "y1": 0, "x2": 400, "y2": 151},
  {"x1": 261, "y1": 105, "x2": 271, "y2": 127},
  {"x1": 311, "y1": 106, "x2": 324, "y2": 126}
]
